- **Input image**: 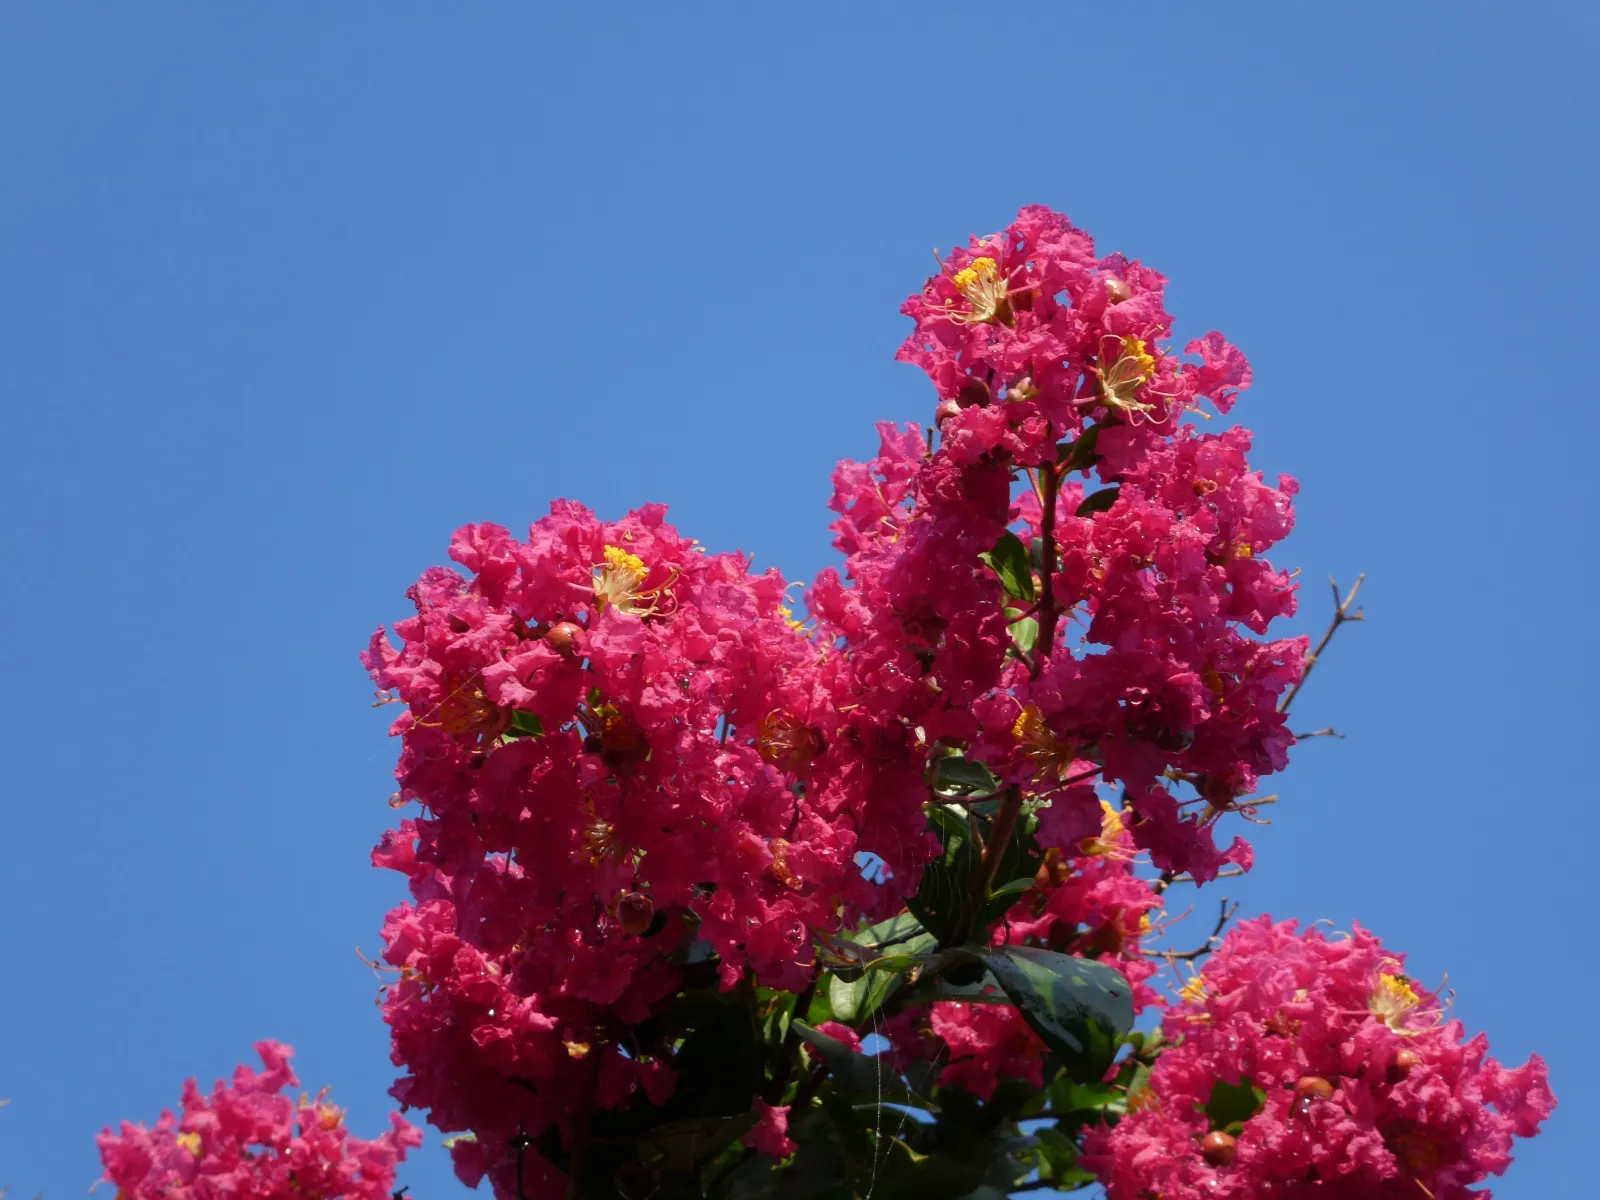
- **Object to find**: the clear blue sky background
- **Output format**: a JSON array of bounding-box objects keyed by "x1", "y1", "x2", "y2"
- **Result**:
[{"x1": 1, "y1": 3, "x2": 1593, "y2": 1196}]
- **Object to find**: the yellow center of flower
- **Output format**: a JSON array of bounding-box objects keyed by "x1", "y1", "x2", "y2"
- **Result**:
[
  {"x1": 1100, "y1": 335, "x2": 1160, "y2": 417},
  {"x1": 1179, "y1": 973, "x2": 1209, "y2": 1005},
  {"x1": 604, "y1": 545, "x2": 645, "y2": 575},
  {"x1": 1079, "y1": 801, "x2": 1127, "y2": 857},
  {"x1": 1012, "y1": 705, "x2": 1080, "y2": 781},
  {"x1": 952, "y1": 256, "x2": 997, "y2": 292},
  {"x1": 1369, "y1": 972, "x2": 1423, "y2": 1031},
  {"x1": 594, "y1": 544, "x2": 655, "y2": 614},
  {"x1": 944, "y1": 254, "x2": 1014, "y2": 325},
  {"x1": 176, "y1": 1132, "x2": 202, "y2": 1156}
]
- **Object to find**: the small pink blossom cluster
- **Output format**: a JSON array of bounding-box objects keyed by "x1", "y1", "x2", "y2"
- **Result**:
[
  {"x1": 1083, "y1": 918, "x2": 1554, "y2": 1198},
  {"x1": 97, "y1": 1042, "x2": 420, "y2": 1200}
]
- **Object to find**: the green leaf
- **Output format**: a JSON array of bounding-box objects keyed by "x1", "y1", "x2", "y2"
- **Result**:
[
  {"x1": 1075, "y1": 486, "x2": 1121, "y2": 517},
  {"x1": 977, "y1": 946, "x2": 1134, "y2": 1082},
  {"x1": 989, "y1": 876, "x2": 1037, "y2": 899},
  {"x1": 1057, "y1": 421, "x2": 1109, "y2": 474},
  {"x1": 506, "y1": 710, "x2": 545, "y2": 737},
  {"x1": 1006, "y1": 612, "x2": 1039, "y2": 656},
  {"x1": 867, "y1": 1138, "x2": 985, "y2": 1200},
  {"x1": 1204, "y1": 1077, "x2": 1265, "y2": 1131},
  {"x1": 638, "y1": 1114, "x2": 759, "y2": 1175},
  {"x1": 979, "y1": 531, "x2": 1035, "y2": 602},
  {"x1": 790, "y1": 1021, "x2": 932, "y2": 1111},
  {"x1": 926, "y1": 803, "x2": 975, "y2": 842},
  {"x1": 930, "y1": 756, "x2": 1000, "y2": 797},
  {"x1": 828, "y1": 944, "x2": 931, "y2": 1023}
]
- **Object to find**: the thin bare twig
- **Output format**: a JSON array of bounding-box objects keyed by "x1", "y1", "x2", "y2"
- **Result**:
[
  {"x1": 1280, "y1": 575, "x2": 1365, "y2": 713},
  {"x1": 1293, "y1": 727, "x2": 1345, "y2": 740},
  {"x1": 1152, "y1": 898, "x2": 1240, "y2": 963},
  {"x1": 1033, "y1": 463, "x2": 1060, "y2": 677}
]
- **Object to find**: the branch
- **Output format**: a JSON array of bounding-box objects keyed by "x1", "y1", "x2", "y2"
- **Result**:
[
  {"x1": 1279, "y1": 575, "x2": 1365, "y2": 713},
  {"x1": 762, "y1": 975, "x2": 819, "y2": 1104},
  {"x1": 972, "y1": 785, "x2": 1024, "y2": 902},
  {"x1": 1293, "y1": 727, "x2": 1344, "y2": 740},
  {"x1": 1033, "y1": 463, "x2": 1060, "y2": 678},
  {"x1": 1152, "y1": 898, "x2": 1240, "y2": 963}
]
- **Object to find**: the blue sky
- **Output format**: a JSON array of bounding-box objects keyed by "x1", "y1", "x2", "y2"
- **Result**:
[{"x1": 1, "y1": 3, "x2": 1593, "y2": 1195}]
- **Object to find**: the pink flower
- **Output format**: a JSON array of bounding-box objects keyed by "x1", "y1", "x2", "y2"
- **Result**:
[
  {"x1": 743, "y1": 1099, "x2": 796, "y2": 1159},
  {"x1": 97, "y1": 1042, "x2": 421, "y2": 1200},
  {"x1": 1082, "y1": 919, "x2": 1555, "y2": 1199}
]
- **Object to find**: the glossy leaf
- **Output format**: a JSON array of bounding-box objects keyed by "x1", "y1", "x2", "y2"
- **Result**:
[
  {"x1": 979, "y1": 531, "x2": 1034, "y2": 602},
  {"x1": 979, "y1": 946, "x2": 1134, "y2": 1081}
]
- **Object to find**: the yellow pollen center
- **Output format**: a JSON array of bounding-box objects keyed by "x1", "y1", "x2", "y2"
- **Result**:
[
  {"x1": 1369, "y1": 972, "x2": 1424, "y2": 1031},
  {"x1": 1179, "y1": 974, "x2": 1209, "y2": 1005},
  {"x1": 603, "y1": 544, "x2": 646, "y2": 575},
  {"x1": 952, "y1": 256, "x2": 997, "y2": 292},
  {"x1": 176, "y1": 1132, "x2": 202, "y2": 1156},
  {"x1": 1100, "y1": 335, "x2": 1160, "y2": 417}
]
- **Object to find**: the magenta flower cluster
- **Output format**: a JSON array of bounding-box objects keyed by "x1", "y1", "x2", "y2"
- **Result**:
[
  {"x1": 97, "y1": 1043, "x2": 420, "y2": 1200},
  {"x1": 99, "y1": 207, "x2": 1552, "y2": 1199}
]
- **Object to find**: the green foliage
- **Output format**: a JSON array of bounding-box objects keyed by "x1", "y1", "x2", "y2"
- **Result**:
[
  {"x1": 1205, "y1": 1077, "x2": 1266, "y2": 1133},
  {"x1": 1074, "y1": 485, "x2": 1120, "y2": 516},
  {"x1": 979, "y1": 531, "x2": 1034, "y2": 602},
  {"x1": 556, "y1": 800, "x2": 1158, "y2": 1197}
]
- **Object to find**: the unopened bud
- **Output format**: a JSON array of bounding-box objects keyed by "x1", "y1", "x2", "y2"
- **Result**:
[
  {"x1": 1390, "y1": 1048, "x2": 1423, "y2": 1079},
  {"x1": 616, "y1": 891, "x2": 655, "y2": 936},
  {"x1": 545, "y1": 621, "x2": 583, "y2": 658},
  {"x1": 1200, "y1": 1130, "x2": 1236, "y2": 1167},
  {"x1": 935, "y1": 398, "x2": 963, "y2": 426},
  {"x1": 1294, "y1": 1075, "x2": 1335, "y2": 1102},
  {"x1": 1105, "y1": 277, "x2": 1132, "y2": 303}
]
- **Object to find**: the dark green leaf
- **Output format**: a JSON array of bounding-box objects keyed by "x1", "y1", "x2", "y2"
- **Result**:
[
  {"x1": 989, "y1": 876, "x2": 1037, "y2": 899},
  {"x1": 931, "y1": 756, "x2": 1001, "y2": 797},
  {"x1": 638, "y1": 1114, "x2": 758, "y2": 1175},
  {"x1": 978, "y1": 946, "x2": 1134, "y2": 1082},
  {"x1": 1057, "y1": 421, "x2": 1108, "y2": 473},
  {"x1": 926, "y1": 803, "x2": 975, "y2": 842},
  {"x1": 507, "y1": 710, "x2": 545, "y2": 737},
  {"x1": 867, "y1": 1138, "x2": 985, "y2": 1200},
  {"x1": 979, "y1": 531, "x2": 1035, "y2": 602},
  {"x1": 1075, "y1": 486, "x2": 1121, "y2": 517},
  {"x1": 1204, "y1": 1077, "x2": 1265, "y2": 1131}
]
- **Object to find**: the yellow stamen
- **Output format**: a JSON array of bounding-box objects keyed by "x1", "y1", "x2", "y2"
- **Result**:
[
  {"x1": 942, "y1": 253, "x2": 1014, "y2": 325},
  {"x1": 1079, "y1": 801, "x2": 1127, "y2": 857},
  {"x1": 1012, "y1": 705, "x2": 1080, "y2": 782},
  {"x1": 175, "y1": 1132, "x2": 202, "y2": 1156},
  {"x1": 1179, "y1": 973, "x2": 1209, "y2": 1006},
  {"x1": 604, "y1": 545, "x2": 645, "y2": 575},
  {"x1": 593, "y1": 545, "x2": 661, "y2": 615},
  {"x1": 1099, "y1": 335, "x2": 1159, "y2": 417},
  {"x1": 1370, "y1": 972, "x2": 1423, "y2": 1032}
]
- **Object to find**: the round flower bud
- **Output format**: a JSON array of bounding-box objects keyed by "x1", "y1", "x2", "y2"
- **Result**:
[
  {"x1": 1105, "y1": 276, "x2": 1132, "y2": 303},
  {"x1": 1200, "y1": 1130, "x2": 1236, "y2": 1167},
  {"x1": 545, "y1": 621, "x2": 583, "y2": 658},
  {"x1": 616, "y1": 891, "x2": 655, "y2": 936},
  {"x1": 935, "y1": 398, "x2": 963, "y2": 426},
  {"x1": 1294, "y1": 1075, "x2": 1335, "y2": 1102},
  {"x1": 1391, "y1": 1048, "x2": 1424, "y2": 1078}
]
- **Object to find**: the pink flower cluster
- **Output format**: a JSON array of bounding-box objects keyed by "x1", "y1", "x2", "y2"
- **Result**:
[
  {"x1": 1083, "y1": 918, "x2": 1554, "y2": 1198},
  {"x1": 817, "y1": 205, "x2": 1304, "y2": 883},
  {"x1": 358, "y1": 206, "x2": 1310, "y2": 1187},
  {"x1": 97, "y1": 1042, "x2": 420, "y2": 1200}
]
